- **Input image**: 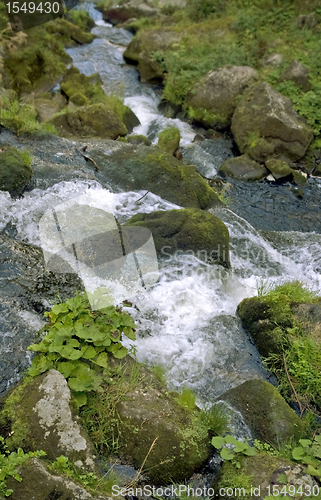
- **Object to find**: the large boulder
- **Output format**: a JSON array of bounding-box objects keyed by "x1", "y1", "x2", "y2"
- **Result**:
[
  {"x1": 0, "y1": 145, "x2": 32, "y2": 195},
  {"x1": 219, "y1": 154, "x2": 268, "y2": 181},
  {"x1": 0, "y1": 370, "x2": 97, "y2": 470},
  {"x1": 51, "y1": 103, "x2": 127, "y2": 139},
  {"x1": 231, "y1": 82, "x2": 314, "y2": 162},
  {"x1": 123, "y1": 28, "x2": 182, "y2": 82},
  {"x1": 111, "y1": 358, "x2": 212, "y2": 485},
  {"x1": 186, "y1": 65, "x2": 258, "y2": 130},
  {"x1": 6, "y1": 458, "x2": 110, "y2": 500},
  {"x1": 124, "y1": 208, "x2": 230, "y2": 268},
  {"x1": 90, "y1": 143, "x2": 222, "y2": 209},
  {"x1": 218, "y1": 379, "x2": 305, "y2": 446},
  {"x1": 279, "y1": 59, "x2": 311, "y2": 92}
]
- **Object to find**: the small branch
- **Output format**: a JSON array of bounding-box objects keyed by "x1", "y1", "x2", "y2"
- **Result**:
[
  {"x1": 283, "y1": 352, "x2": 303, "y2": 417},
  {"x1": 76, "y1": 148, "x2": 99, "y2": 171},
  {"x1": 136, "y1": 191, "x2": 149, "y2": 203},
  {"x1": 125, "y1": 437, "x2": 158, "y2": 489}
]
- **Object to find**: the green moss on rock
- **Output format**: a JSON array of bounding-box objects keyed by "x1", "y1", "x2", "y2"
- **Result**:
[
  {"x1": 157, "y1": 126, "x2": 181, "y2": 155},
  {"x1": 219, "y1": 154, "x2": 268, "y2": 181},
  {"x1": 90, "y1": 144, "x2": 222, "y2": 208},
  {"x1": 0, "y1": 145, "x2": 32, "y2": 195},
  {"x1": 124, "y1": 208, "x2": 230, "y2": 268},
  {"x1": 219, "y1": 379, "x2": 305, "y2": 446},
  {"x1": 51, "y1": 103, "x2": 127, "y2": 139}
]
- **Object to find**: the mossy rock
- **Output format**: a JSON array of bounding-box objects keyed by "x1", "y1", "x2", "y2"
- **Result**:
[
  {"x1": 51, "y1": 103, "x2": 127, "y2": 139},
  {"x1": 0, "y1": 145, "x2": 32, "y2": 195},
  {"x1": 265, "y1": 159, "x2": 293, "y2": 180},
  {"x1": 90, "y1": 143, "x2": 222, "y2": 209},
  {"x1": 100, "y1": 0, "x2": 159, "y2": 26},
  {"x1": 69, "y1": 92, "x2": 90, "y2": 107},
  {"x1": 60, "y1": 67, "x2": 106, "y2": 104},
  {"x1": 219, "y1": 379, "x2": 305, "y2": 446},
  {"x1": 127, "y1": 134, "x2": 151, "y2": 145},
  {"x1": 213, "y1": 453, "x2": 315, "y2": 500},
  {"x1": 231, "y1": 82, "x2": 314, "y2": 163},
  {"x1": 123, "y1": 28, "x2": 182, "y2": 82},
  {"x1": 65, "y1": 10, "x2": 96, "y2": 32},
  {"x1": 0, "y1": 370, "x2": 97, "y2": 469},
  {"x1": 124, "y1": 208, "x2": 230, "y2": 268},
  {"x1": 157, "y1": 126, "x2": 181, "y2": 155},
  {"x1": 237, "y1": 296, "x2": 291, "y2": 358},
  {"x1": 46, "y1": 18, "x2": 95, "y2": 47},
  {"x1": 105, "y1": 358, "x2": 212, "y2": 485},
  {"x1": 219, "y1": 154, "x2": 268, "y2": 181},
  {"x1": 58, "y1": 67, "x2": 139, "y2": 133},
  {"x1": 6, "y1": 458, "x2": 110, "y2": 500},
  {"x1": 186, "y1": 65, "x2": 258, "y2": 130}
]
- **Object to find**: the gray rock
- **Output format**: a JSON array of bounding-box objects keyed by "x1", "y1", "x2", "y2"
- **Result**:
[
  {"x1": 6, "y1": 458, "x2": 111, "y2": 500},
  {"x1": 231, "y1": 82, "x2": 314, "y2": 162},
  {"x1": 279, "y1": 59, "x2": 311, "y2": 92},
  {"x1": 219, "y1": 154, "x2": 268, "y2": 181},
  {"x1": 0, "y1": 234, "x2": 83, "y2": 397},
  {"x1": 0, "y1": 370, "x2": 97, "y2": 469},
  {"x1": 262, "y1": 53, "x2": 283, "y2": 66},
  {"x1": 218, "y1": 379, "x2": 305, "y2": 446},
  {"x1": 99, "y1": 0, "x2": 159, "y2": 25},
  {"x1": 296, "y1": 12, "x2": 319, "y2": 30},
  {"x1": 186, "y1": 65, "x2": 258, "y2": 129}
]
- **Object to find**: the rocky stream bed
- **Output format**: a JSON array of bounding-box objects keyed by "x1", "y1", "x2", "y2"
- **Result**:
[{"x1": 1, "y1": 1, "x2": 321, "y2": 498}]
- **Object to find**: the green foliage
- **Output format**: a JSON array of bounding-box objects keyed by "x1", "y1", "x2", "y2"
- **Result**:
[
  {"x1": 0, "y1": 436, "x2": 46, "y2": 498},
  {"x1": 79, "y1": 360, "x2": 142, "y2": 455},
  {"x1": 0, "y1": 92, "x2": 57, "y2": 136},
  {"x1": 27, "y1": 292, "x2": 136, "y2": 406},
  {"x1": 65, "y1": 10, "x2": 95, "y2": 32},
  {"x1": 49, "y1": 454, "x2": 121, "y2": 494},
  {"x1": 291, "y1": 435, "x2": 321, "y2": 477},
  {"x1": 201, "y1": 404, "x2": 230, "y2": 436},
  {"x1": 177, "y1": 387, "x2": 197, "y2": 409},
  {"x1": 254, "y1": 281, "x2": 321, "y2": 416},
  {"x1": 212, "y1": 435, "x2": 256, "y2": 468}
]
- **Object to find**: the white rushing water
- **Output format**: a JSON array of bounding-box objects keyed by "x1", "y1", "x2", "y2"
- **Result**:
[
  {"x1": 1, "y1": 3, "x2": 321, "y2": 406},
  {"x1": 1, "y1": 178, "x2": 321, "y2": 402}
]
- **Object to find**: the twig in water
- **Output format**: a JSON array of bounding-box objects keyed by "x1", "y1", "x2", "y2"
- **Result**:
[
  {"x1": 283, "y1": 352, "x2": 303, "y2": 416},
  {"x1": 76, "y1": 148, "x2": 99, "y2": 171},
  {"x1": 136, "y1": 191, "x2": 150, "y2": 203}
]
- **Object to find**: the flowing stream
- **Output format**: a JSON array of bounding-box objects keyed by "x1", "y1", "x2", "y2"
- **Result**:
[{"x1": 1, "y1": 3, "x2": 321, "y2": 414}]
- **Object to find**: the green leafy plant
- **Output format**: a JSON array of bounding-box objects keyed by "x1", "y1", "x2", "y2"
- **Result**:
[
  {"x1": 212, "y1": 435, "x2": 256, "y2": 468},
  {"x1": 0, "y1": 92, "x2": 57, "y2": 136},
  {"x1": 292, "y1": 435, "x2": 321, "y2": 477},
  {"x1": 27, "y1": 292, "x2": 136, "y2": 406},
  {"x1": 0, "y1": 436, "x2": 46, "y2": 497}
]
